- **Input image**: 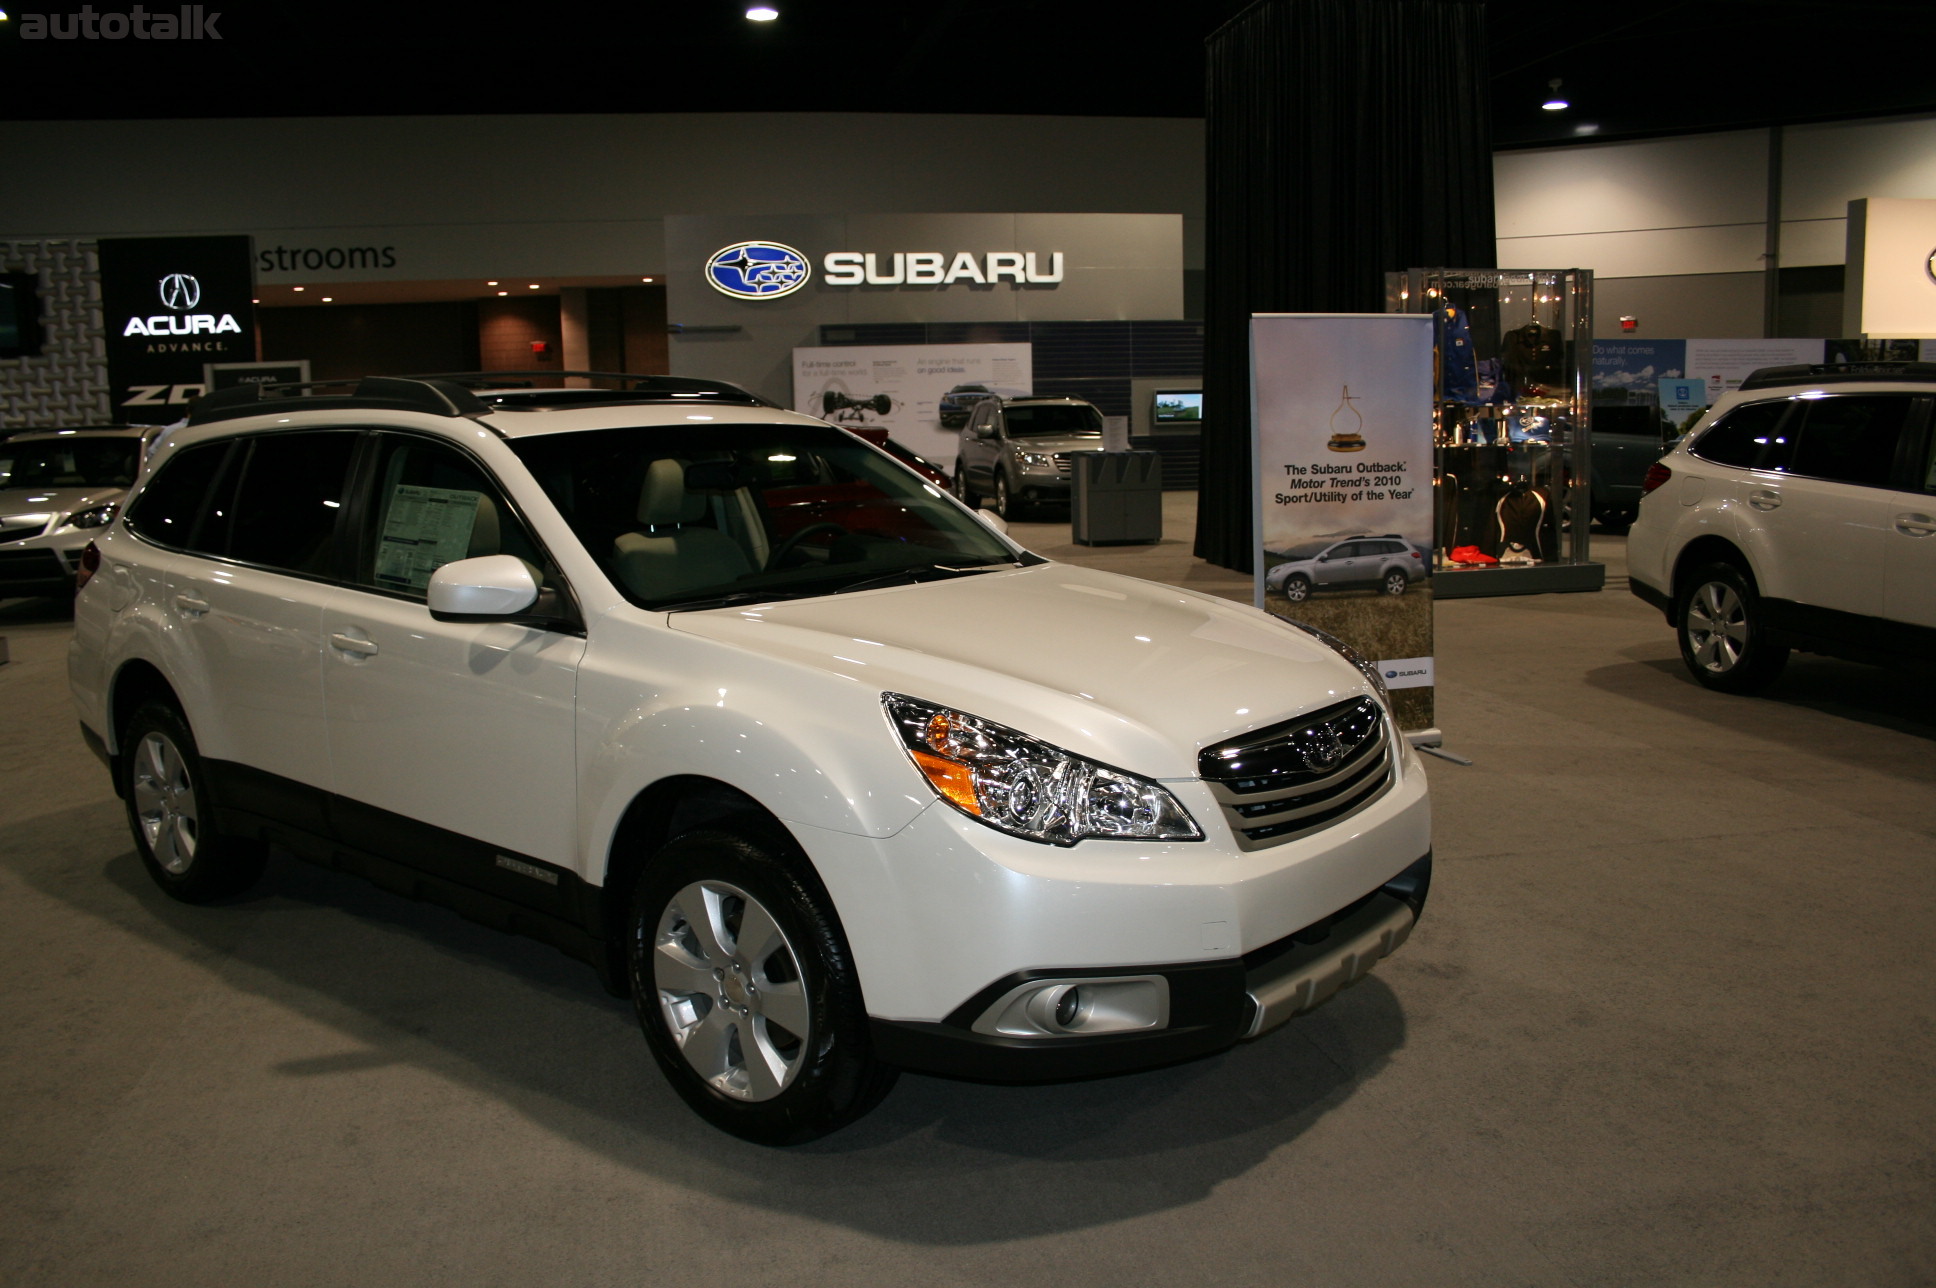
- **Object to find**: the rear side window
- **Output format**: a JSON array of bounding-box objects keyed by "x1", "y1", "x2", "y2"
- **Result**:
[
  {"x1": 1785, "y1": 394, "x2": 1915, "y2": 488},
  {"x1": 224, "y1": 432, "x2": 358, "y2": 576},
  {"x1": 124, "y1": 440, "x2": 233, "y2": 551},
  {"x1": 1691, "y1": 400, "x2": 1794, "y2": 470}
]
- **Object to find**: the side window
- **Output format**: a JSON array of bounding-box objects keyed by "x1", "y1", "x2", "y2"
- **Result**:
[
  {"x1": 1785, "y1": 394, "x2": 1914, "y2": 488},
  {"x1": 1691, "y1": 400, "x2": 1794, "y2": 471},
  {"x1": 358, "y1": 435, "x2": 546, "y2": 599},
  {"x1": 124, "y1": 439, "x2": 234, "y2": 553},
  {"x1": 226, "y1": 432, "x2": 358, "y2": 575}
]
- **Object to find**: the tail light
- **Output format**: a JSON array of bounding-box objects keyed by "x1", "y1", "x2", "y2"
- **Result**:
[
  {"x1": 1641, "y1": 463, "x2": 1672, "y2": 495},
  {"x1": 75, "y1": 541, "x2": 101, "y2": 593}
]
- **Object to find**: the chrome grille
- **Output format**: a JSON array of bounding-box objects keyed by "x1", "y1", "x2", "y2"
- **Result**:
[
  {"x1": 1198, "y1": 696, "x2": 1393, "y2": 851},
  {"x1": 0, "y1": 514, "x2": 53, "y2": 541},
  {"x1": 1052, "y1": 453, "x2": 1075, "y2": 477}
]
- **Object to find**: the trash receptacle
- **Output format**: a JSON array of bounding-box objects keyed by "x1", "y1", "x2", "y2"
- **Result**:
[{"x1": 1072, "y1": 451, "x2": 1163, "y2": 545}]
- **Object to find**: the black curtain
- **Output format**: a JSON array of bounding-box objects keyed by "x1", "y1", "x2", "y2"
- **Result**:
[{"x1": 1195, "y1": 0, "x2": 1496, "y2": 570}]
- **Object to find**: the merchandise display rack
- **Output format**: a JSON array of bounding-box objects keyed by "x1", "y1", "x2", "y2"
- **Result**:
[{"x1": 1391, "y1": 267, "x2": 1606, "y2": 598}]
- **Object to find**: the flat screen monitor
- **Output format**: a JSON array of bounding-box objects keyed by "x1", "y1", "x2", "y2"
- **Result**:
[
  {"x1": 1153, "y1": 389, "x2": 1202, "y2": 422},
  {"x1": 0, "y1": 273, "x2": 43, "y2": 358}
]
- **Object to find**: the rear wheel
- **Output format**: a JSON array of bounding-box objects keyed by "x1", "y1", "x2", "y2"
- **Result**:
[
  {"x1": 628, "y1": 827, "x2": 896, "y2": 1145},
  {"x1": 121, "y1": 701, "x2": 267, "y2": 902},
  {"x1": 1678, "y1": 562, "x2": 1788, "y2": 693}
]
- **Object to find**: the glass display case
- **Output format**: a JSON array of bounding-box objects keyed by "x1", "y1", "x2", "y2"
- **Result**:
[{"x1": 1389, "y1": 267, "x2": 1605, "y2": 597}]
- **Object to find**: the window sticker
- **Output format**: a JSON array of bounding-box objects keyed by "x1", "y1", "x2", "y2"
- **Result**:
[{"x1": 375, "y1": 484, "x2": 481, "y2": 592}]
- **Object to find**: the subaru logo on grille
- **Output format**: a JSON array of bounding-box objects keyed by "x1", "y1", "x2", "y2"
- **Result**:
[
  {"x1": 1293, "y1": 708, "x2": 1377, "y2": 774},
  {"x1": 705, "y1": 241, "x2": 812, "y2": 300},
  {"x1": 158, "y1": 273, "x2": 201, "y2": 310}
]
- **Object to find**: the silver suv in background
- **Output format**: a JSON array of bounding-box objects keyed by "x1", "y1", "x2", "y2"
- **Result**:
[
  {"x1": 0, "y1": 426, "x2": 153, "y2": 599},
  {"x1": 1627, "y1": 362, "x2": 1936, "y2": 692},
  {"x1": 1265, "y1": 535, "x2": 1429, "y2": 602},
  {"x1": 953, "y1": 395, "x2": 1105, "y2": 518}
]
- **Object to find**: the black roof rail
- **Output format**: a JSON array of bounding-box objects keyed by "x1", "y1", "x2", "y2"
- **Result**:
[
  {"x1": 187, "y1": 376, "x2": 491, "y2": 426},
  {"x1": 410, "y1": 370, "x2": 777, "y2": 407},
  {"x1": 1737, "y1": 362, "x2": 1936, "y2": 391}
]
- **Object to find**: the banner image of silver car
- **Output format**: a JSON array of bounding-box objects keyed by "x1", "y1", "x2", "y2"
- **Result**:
[
  {"x1": 705, "y1": 241, "x2": 813, "y2": 299},
  {"x1": 1250, "y1": 313, "x2": 1437, "y2": 734}
]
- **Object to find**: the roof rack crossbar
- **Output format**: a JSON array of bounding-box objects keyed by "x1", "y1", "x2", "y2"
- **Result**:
[
  {"x1": 1738, "y1": 362, "x2": 1936, "y2": 391},
  {"x1": 186, "y1": 376, "x2": 491, "y2": 426}
]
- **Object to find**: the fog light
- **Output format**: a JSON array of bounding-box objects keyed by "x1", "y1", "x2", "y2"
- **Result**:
[{"x1": 971, "y1": 975, "x2": 1170, "y2": 1038}]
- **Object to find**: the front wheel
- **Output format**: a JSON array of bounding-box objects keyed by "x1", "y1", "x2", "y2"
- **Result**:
[
  {"x1": 121, "y1": 701, "x2": 267, "y2": 902},
  {"x1": 1280, "y1": 573, "x2": 1312, "y2": 603},
  {"x1": 1382, "y1": 569, "x2": 1409, "y2": 596},
  {"x1": 1678, "y1": 562, "x2": 1788, "y2": 693},
  {"x1": 953, "y1": 466, "x2": 981, "y2": 509},
  {"x1": 628, "y1": 827, "x2": 896, "y2": 1145},
  {"x1": 992, "y1": 470, "x2": 1015, "y2": 520}
]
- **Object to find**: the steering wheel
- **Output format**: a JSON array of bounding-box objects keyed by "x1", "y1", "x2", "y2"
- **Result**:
[{"x1": 768, "y1": 521, "x2": 849, "y2": 569}]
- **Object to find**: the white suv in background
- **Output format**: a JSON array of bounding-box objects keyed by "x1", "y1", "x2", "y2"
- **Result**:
[
  {"x1": 1627, "y1": 363, "x2": 1936, "y2": 692},
  {"x1": 68, "y1": 377, "x2": 1431, "y2": 1144}
]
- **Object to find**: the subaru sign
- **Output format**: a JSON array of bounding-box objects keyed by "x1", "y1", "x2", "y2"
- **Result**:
[{"x1": 705, "y1": 241, "x2": 812, "y2": 300}]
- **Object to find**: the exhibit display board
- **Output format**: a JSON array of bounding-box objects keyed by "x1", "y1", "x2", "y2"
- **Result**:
[
  {"x1": 1251, "y1": 314, "x2": 1436, "y2": 735},
  {"x1": 792, "y1": 342, "x2": 1032, "y2": 466},
  {"x1": 98, "y1": 235, "x2": 255, "y2": 420}
]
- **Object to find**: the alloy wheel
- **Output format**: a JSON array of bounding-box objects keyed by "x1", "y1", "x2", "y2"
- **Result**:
[
  {"x1": 131, "y1": 731, "x2": 198, "y2": 875},
  {"x1": 653, "y1": 880, "x2": 811, "y2": 1102},
  {"x1": 1686, "y1": 579, "x2": 1748, "y2": 673}
]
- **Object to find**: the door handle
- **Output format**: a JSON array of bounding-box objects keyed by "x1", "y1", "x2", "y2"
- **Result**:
[
  {"x1": 329, "y1": 631, "x2": 379, "y2": 658},
  {"x1": 173, "y1": 592, "x2": 209, "y2": 617},
  {"x1": 1896, "y1": 512, "x2": 1936, "y2": 537},
  {"x1": 1748, "y1": 489, "x2": 1782, "y2": 511}
]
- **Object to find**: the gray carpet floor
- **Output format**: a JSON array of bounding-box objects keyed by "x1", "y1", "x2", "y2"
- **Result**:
[{"x1": 2, "y1": 506, "x2": 1932, "y2": 1287}]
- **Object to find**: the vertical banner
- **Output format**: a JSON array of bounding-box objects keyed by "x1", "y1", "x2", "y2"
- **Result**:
[
  {"x1": 99, "y1": 235, "x2": 256, "y2": 423},
  {"x1": 1252, "y1": 314, "x2": 1436, "y2": 735}
]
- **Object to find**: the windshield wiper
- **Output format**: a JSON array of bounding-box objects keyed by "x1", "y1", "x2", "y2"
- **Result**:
[
  {"x1": 834, "y1": 561, "x2": 1019, "y2": 596},
  {"x1": 657, "y1": 589, "x2": 819, "y2": 612}
]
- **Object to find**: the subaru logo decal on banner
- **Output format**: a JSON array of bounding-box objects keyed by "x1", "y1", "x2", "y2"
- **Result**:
[
  {"x1": 159, "y1": 273, "x2": 202, "y2": 310},
  {"x1": 705, "y1": 241, "x2": 811, "y2": 299}
]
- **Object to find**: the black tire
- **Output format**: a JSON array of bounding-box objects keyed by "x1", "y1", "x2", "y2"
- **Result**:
[
  {"x1": 953, "y1": 466, "x2": 981, "y2": 509},
  {"x1": 121, "y1": 701, "x2": 267, "y2": 902},
  {"x1": 1677, "y1": 562, "x2": 1789, "y2": 693},
  {"x1": 1595, "y1": 505, "x2": 1636, "y2": 533},
  {"x1": 992, "y1": 470, "x2": 1015, "y2": 520},
  {"x1": 1381, "y1": 569, "x2": 1409, "y2": 597},
  {"x1": 627, "y1": 827, "x2": 897, "y2": 1145},
  {"x1": 1281, "y1": 573, "x2": 1312, "y2": 603}
]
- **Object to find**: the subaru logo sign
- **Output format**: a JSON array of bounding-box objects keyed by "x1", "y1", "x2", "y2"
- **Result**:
[
  {"x1": 159, "y1": 273, "x2": 202, "y2": 310},
  {"x1": 705, "y1": 241, "x2": 811, "y2": 300}
]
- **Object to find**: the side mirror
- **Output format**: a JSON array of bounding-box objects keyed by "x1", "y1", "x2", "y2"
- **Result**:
[
  {"x1": 976, "y1": 508, "x2": 1009, "y2": 535},
  {"x1": 428, "y1": 554, "x2": 540, "y2": 619}
]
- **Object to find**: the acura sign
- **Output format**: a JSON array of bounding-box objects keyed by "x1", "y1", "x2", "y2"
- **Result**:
[{"x1": 99, "y1": 235, "x2": 256, "y2": 415}]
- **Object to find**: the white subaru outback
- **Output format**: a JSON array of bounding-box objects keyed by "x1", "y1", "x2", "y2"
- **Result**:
[
  {"x1": 68, "y1": 377, "x2": 1432, "y2": 1144},
  {"x1": 1628, "y1": 362, "x2": 1936, "y2": 693}
]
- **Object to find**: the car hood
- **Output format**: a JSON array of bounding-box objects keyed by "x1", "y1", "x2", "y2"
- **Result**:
[
  {"x1": 0, "y1": 484, "x2": 123, "y2": 520},
  {"x1": 1010, "y1": 434, "x2": 1104, "y2": 454},
  {"x1": 668, "y1": 562, "x2": 1373, "y2": 780}
]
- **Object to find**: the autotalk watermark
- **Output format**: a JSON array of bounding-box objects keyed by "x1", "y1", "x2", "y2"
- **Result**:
[{"x1": 9, "y1": 6, "x2": 223, "y2": 40}]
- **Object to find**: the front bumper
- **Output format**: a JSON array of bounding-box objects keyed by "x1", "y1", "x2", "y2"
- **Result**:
[
  {"x1": 870, "y1": 852, "x2": 1430, "y2": 1081},
  {"x1": 0, "y1": 544, "x2": 80, "y2": 596}
]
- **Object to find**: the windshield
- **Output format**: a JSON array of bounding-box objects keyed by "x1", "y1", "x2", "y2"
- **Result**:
[
  {"x1": 0, "y1": 438, "x2": 140, "y2": 490},
  {"x1": 1004, "y1": 404, "x2": 1102, "y2": 437},
  {"x1": 511, "y1": 421, "x2": 1028, "y2": 610}
]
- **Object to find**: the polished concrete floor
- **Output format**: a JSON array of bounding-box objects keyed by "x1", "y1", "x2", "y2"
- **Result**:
[{"x1": 2, "y1": 500, "x2": 1933, "y2": 1287}]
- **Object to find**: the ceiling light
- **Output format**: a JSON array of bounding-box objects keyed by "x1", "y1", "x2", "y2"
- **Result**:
[
  {"x1": 497, "y1": 291, "x2": 509, "y2": 296},
  {"x1": 747, "y1": 5, "x2": 778, "y2": 20},
  {"x1": 528, "y1": 284, "x2": 540, "y2": 289},
  {"x1": 1573, "y1": 123, "x2": 1600, "y2": 136},
  {"x1": 486, "y1": 280, "x2": 498, "y2": 286},
  {"x1": 642, "y1": 276, "x2": 654, "y2": 283},
  {"x1": 292, "y1": 286, "x2": 304, "y2": 292},
  {"x1": 321, "y1": 296, "x2": 333, "y2": 302},
  {"x1": 1542, "y1": 79, "x2": 1569, "y2": 111}
]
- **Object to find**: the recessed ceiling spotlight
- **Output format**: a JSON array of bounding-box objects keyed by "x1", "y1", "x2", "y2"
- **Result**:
[
  {"x1": 528, "y1": 284, "x2": 540, "y2": 289},
  {"x1": 642, "y1": 276, "x2": 654, "y2": 283},
  {"x1": 747, "y1": 5, "x2": 779, "y2": 20},
  {"x1": 321, "y1": 296, "x2": 333, "y2": 302},
  {"x1": 486, "y1": 280, "x2": 499, "y2": 286},
  {"x1": 1542, "y1": 78, "x2": 1569, "y2": 111},
  {"x1": 1573, "y1": 123, "x2": 1600, "y2": 136},
  {"x1": 497, "y1": 291, "x2": 509, "y2": 296}
]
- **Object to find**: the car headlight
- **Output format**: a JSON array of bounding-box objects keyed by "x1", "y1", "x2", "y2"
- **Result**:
[
  {"x1": 1019, "y1": 452, "x2": 1056, "y2": 469},
  {"x1": 883, "y1": 693, "x2": 1201, "y2": 846},
  {"x1": 1281, "y1": 620, "x2": 1390, "y2": 705},
  {"x1": 62, "y1": 503, "x2": 118, "y2": 531}
]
